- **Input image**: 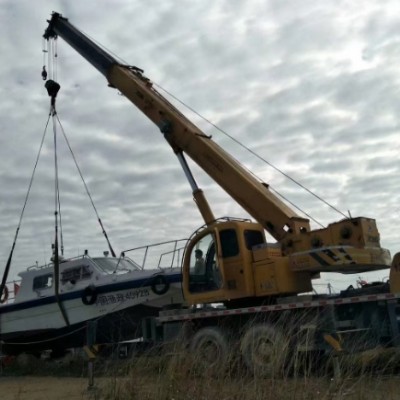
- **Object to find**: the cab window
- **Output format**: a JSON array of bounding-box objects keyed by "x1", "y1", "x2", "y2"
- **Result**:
[
  {"x1": 244, "y1": 230, "x2": 264, "y2": 250},
  {"x1": 219, "y1": 229, "x2": 239, "y2": 258}
]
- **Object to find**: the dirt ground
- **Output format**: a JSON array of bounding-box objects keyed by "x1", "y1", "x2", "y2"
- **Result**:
[
  {"x1": 2, "y1": 374, "x2": 400, "y2": 400},
  {"x1": 0, "y1": 376, "x2": 105, "y2": 400}
]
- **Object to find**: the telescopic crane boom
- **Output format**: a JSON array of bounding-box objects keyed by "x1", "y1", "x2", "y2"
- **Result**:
[
  {"x1": 43, "y1": 12, "x2": 307, "y2": 242},
  {"x1": 44, "y1": 12, "x2": 392, "y2": 306}
]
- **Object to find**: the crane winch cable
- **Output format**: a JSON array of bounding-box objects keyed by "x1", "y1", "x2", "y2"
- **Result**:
[
  {"x1": 75, "y1": 29, "x2": 339, "y2": 227},
  {"x1": 44, "y1": 35, "x2": 116, "y2": 258},
  {"x1": 49, "y1": 97, "x2": 65, "y2": 257},
  {"x1": 42, "y1": 78, "x2": 70, "y2": 327},
  {"x1": 67, "y1": 29, "x2": 350, "y2": 226},
  {"x1": 154, "y1": 83, "x2": 350, "y2": 224}
]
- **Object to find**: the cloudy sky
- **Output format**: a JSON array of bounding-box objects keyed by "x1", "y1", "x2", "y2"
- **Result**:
[{"x1": 0, "y1": 0, "x2": 399, "y2": 291}]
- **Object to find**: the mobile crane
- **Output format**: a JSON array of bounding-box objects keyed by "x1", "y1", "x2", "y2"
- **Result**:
[{"x1": 43, "y1": 13, "x2": 400, "y2": 373}]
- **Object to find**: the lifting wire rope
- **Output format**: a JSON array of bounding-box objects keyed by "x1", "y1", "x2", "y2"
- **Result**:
[
  {"x1": 43, "y1": 36, "x2": 116, "y2": 259},
  {"x1": 43, "y1": 37, "x2": 117, "y2": 262},
  {"x1": 0, "y1": 116, "x2": 51, "y2": 304},
  {"x1": 45, "y1": 76, "x2": 70, "y2": 326},
  {"x1": 42, "y1": 39, "x2": 116, "y2": 257},
  {"x1": 54, "y1": 114, "x2": 116, "y2": 258},
  {"x1": 0, "y1": 37, "x2": 116, "y2": 310}
]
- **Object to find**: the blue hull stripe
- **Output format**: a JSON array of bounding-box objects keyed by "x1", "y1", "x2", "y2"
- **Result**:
[{"x1": 0, "y1": 272, "x2": 182, "y2": 314}]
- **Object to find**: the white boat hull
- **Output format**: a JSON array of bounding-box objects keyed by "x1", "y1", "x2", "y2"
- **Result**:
[{"x1": 0, "y1": 269, "x2": 183, "y2": 354}]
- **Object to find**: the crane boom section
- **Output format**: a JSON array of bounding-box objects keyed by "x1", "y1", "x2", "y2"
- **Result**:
[
  {"x1": 44, "y1": 13, "x2": 309, "y2": 242},
  {"x1": 110, "y1": 65, "x2": 309, "y2": 240}
]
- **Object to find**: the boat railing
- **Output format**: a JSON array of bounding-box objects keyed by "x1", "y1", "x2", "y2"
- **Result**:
[
  {"x1": 21, "y1": 239, "x2": 189, "y2": 278},
  {"x1": 27, "y1": 261, "x2": 51, "y2": 271},
  {"x1": 26, "y1": 251, "x2": 101, "y2": 272},
  {"x1": 122, "y1": 239, "x2": 189, "y2": 270},
  {"x1": 26, "y1": 253, "x2": 85, "y2": 271}
]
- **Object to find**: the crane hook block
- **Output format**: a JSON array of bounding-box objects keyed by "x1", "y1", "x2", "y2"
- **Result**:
[
  {"x1": 41, "y1": 66, "x2": 48, "y2": 81},
  {"x1": 45, "y1": 79, "x2": 61, "y2": 99}
]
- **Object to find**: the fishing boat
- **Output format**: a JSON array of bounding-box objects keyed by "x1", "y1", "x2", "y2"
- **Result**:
[{"x1": 0, "y1": 242, "x2": 185, "y2": 356}]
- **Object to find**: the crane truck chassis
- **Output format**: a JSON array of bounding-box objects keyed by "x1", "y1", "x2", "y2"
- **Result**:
[
  {"x1": 41, "y1": 13, "x2": 400, "y2": 373},
  {"x1": 138, "y1": 283, "x2": 400, "y2": 374}
]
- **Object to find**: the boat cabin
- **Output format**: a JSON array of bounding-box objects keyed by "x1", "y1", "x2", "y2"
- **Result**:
[{"x1": 13, "y1": 254, "x2": 142, "y2": 303}]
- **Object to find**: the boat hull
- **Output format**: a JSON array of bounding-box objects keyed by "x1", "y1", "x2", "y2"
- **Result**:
[
  {"x1": 0, "y1": 272, "x2": 183, "y2": 355},
  {"x1": 1, "y1": 303, "x2": 161, "y2": 355}
]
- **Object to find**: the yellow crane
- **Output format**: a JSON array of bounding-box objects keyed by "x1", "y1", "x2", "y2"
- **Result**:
[{"x1": 43, "y1": 12, "x2": 393, "y2": 310}]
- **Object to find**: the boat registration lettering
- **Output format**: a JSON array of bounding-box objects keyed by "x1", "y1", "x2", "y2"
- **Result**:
[
  {"x1": 96, "y1": 289, "x2": 150, "y2": 306},
  {"x1": 124, "y1": 288, "x2": 150, "y2": 300}
]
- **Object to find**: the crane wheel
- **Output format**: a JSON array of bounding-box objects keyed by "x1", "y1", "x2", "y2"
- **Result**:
[
  {"x1": 240, "y1": 324, "x2": 288, "y2": 378},
  {"x1": 151, "y1": 274, "x2": 170, "y2": 295},
  {"x1": 189, "y1": 327, "x2": 229, "y2": 374}
]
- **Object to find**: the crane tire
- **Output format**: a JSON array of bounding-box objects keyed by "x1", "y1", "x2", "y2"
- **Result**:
[
  {"x1": 189, "y1": 327, "x2": 229, "y2": 373},
  {"x1": 151, "y1": 275, "x2": 170, "y2": 295},
  {"x1": 0, "y1": 285, "x2": 9, "y2": 303},
  {"x1": 240, "y1": 324, "x2": 288, "y2": 378},
  {"x1": 82, "y1": 285, "x2": 98, "y2": 305}
]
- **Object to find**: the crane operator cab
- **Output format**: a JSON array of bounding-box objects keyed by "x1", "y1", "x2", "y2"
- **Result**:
[
  {"x1": 184, "y1": 219, "x2": 301, "y2": 305},
  {"x1": 183, "y1": 219, "x2": 314, "y2": 306}
]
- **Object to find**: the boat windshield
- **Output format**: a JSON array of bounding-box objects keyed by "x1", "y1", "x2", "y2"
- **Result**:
[{"x1": 92, "y1": 257, "x2": 141, "y2": 274}]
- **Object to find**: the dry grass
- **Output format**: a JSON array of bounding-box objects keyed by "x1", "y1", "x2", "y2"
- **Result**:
[
  {"x1": 98, "y1": 345, "x2": 400, "y2": 400},
  {"x1": 2, "y1": 344, "x2": 400, "y2": 399},
  {"x1": 3, "y1": 310, "x2": 400, "y2": 399}
]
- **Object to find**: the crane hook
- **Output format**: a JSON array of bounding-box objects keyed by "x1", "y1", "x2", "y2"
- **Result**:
[
  {"x1": 41, "y1": 66, "x2": 48, "y2": 81},
  {"x1": 45, "y1": 79, "x2": 61, "y2": 107}
]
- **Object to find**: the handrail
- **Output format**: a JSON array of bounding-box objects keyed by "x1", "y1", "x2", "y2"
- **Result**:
[
  {"x1": 122, "y1": 239, "x2": 189, "y2": 270},
  {"x1": 157, "y1": 246, "x2": 187, "y2": 269}
]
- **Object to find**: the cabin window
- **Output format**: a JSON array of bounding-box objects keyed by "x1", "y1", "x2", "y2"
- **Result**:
[
  {"x1": 219, "y1": 229, "x2": 239, "y2": 258},
  {"x1": 33, "y1": 274, "x2": 53, "y2": 290},
  {"x1": 244, "y1": 230, "x2": 264, "y2": 250},
  {"x1": 93, "y1": 257, "x2": 140, "y2": 274},
  {"x1": 61, "y1": 265, "x2": 92, "y2": 284}
]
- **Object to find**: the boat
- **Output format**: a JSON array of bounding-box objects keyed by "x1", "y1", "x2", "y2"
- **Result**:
[
  {"x1": 0, "y1": 242, "x2": 185, "y2": 356},
  {"x1": 0, "y1": 69, "x2": 187, "y2": 356}
]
